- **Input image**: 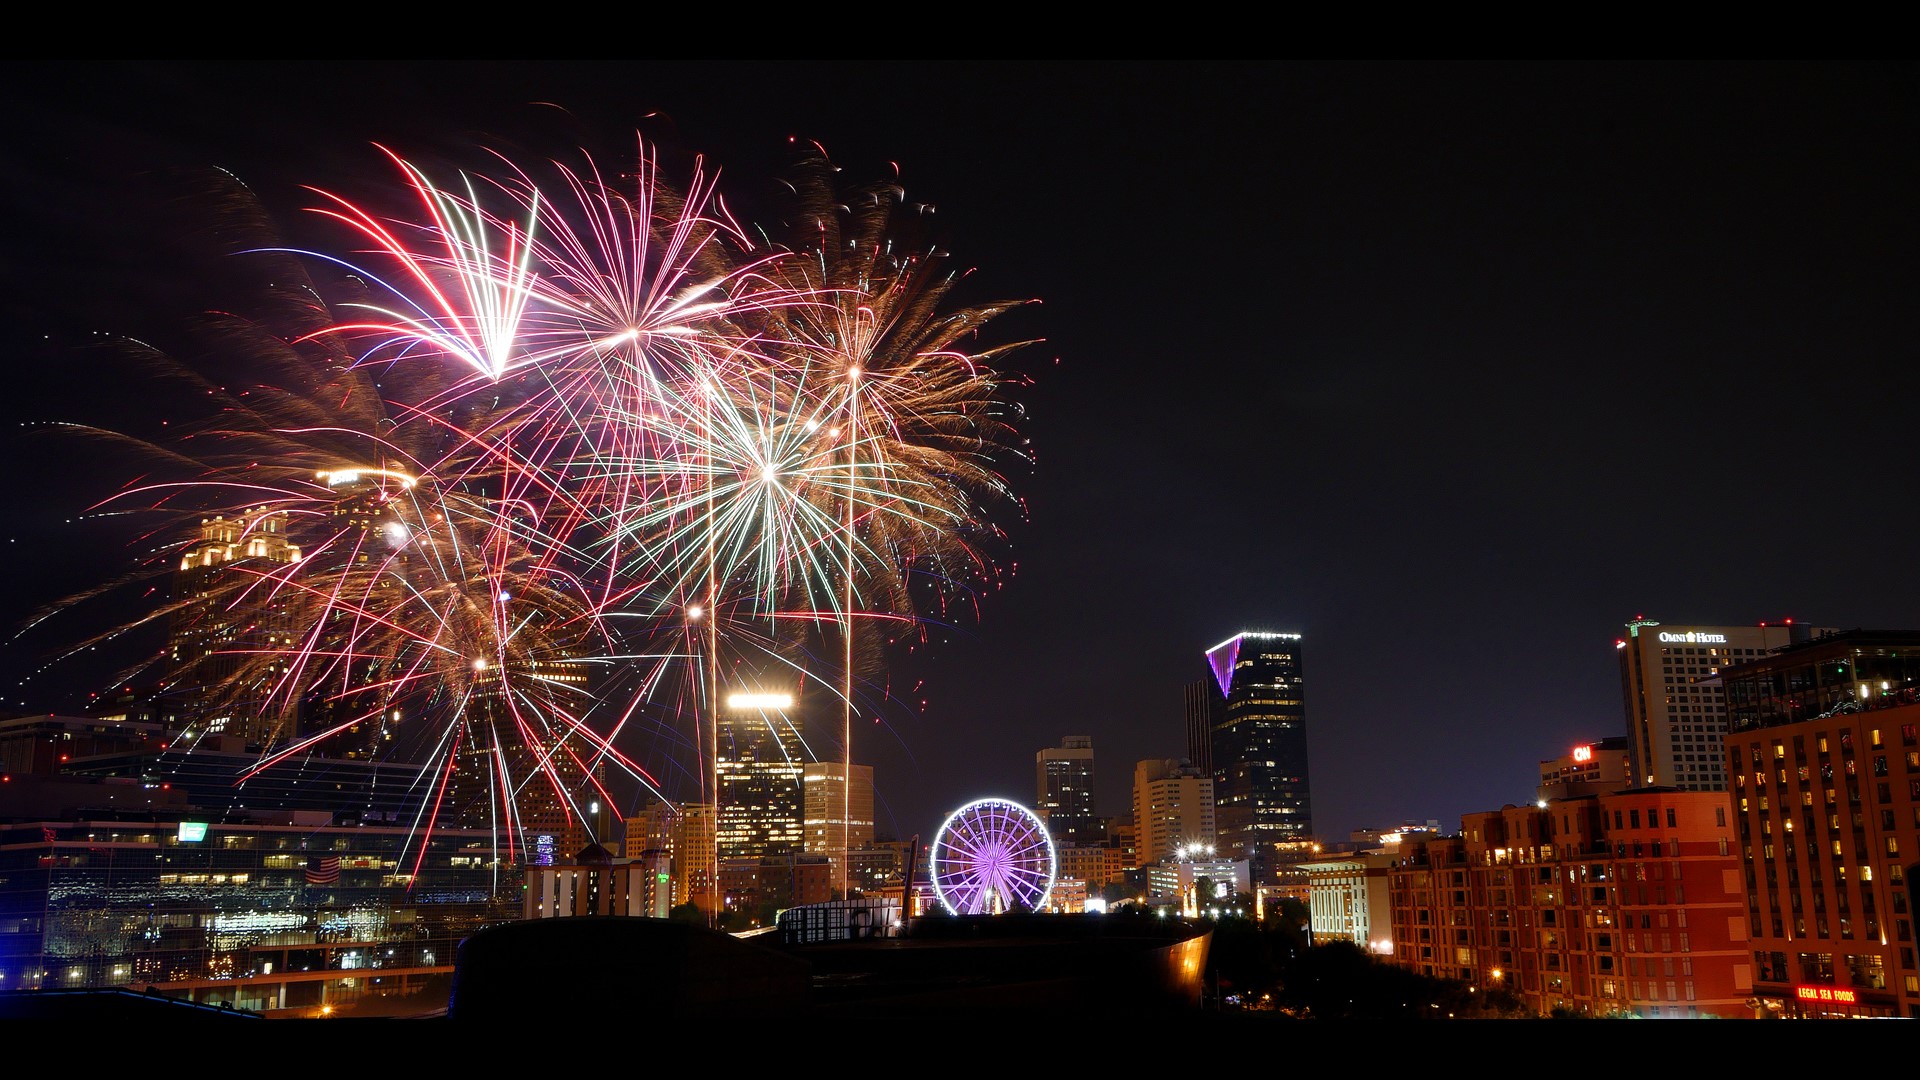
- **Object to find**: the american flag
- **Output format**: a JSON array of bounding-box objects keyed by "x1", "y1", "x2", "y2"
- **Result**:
[{"x1": 305, "y1": 855, "x2": 341, "y2": 885}]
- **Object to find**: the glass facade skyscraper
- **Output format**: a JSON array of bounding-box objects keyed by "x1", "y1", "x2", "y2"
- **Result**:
[
  {"x1": 715, "y1": 710, "x2": 806, "y2": 860},
  {"x1": 1035, "y1": 735, "x2": 1102, "y2": 844},
  {"x1": 1199, "y1": 631, "x2": 1310, "y2": 881}
]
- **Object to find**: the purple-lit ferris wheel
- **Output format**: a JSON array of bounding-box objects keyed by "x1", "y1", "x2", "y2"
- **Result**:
[{"x1": 930, "y1": 798, "x2": 1056, "y2": 914}]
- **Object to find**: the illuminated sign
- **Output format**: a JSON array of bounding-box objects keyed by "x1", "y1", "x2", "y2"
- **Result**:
[
  {"x1": 1572, "y1": 745, "x2": 1594, "y2": 763},
  {"x1": 315, "y1": 467, "x2": 417, "y2": 490},
  {"x1": 1658, "y1": 631, "x2": 1727, "y2": 644},
  {"x1": 1795, "y1": 985, "x2": 1858, "y2": 1004},
  {"x1": 176, "y1": 822, "x2": 208, "y2": 843},
  {"x1": 726, "y1": 692, "x2": 794, "y2": 710}
]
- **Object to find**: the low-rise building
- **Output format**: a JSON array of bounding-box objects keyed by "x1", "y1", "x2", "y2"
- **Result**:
[{"x1": 1388, "y1": 787, "x2": 1748, "y2": 1017}]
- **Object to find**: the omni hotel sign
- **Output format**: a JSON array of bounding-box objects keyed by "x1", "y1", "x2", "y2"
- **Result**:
[{"x1": 1658, "y1": 631, "x2": 1728, "y2": 644}]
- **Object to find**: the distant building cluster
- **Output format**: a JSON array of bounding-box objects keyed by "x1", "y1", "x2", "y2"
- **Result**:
[{"x1": 1022, "y1": 620, "x2": 1920, "y2": 1019}]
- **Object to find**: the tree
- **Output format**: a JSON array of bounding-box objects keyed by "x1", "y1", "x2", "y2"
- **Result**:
[
  {"x1": 1265, "y1": 896, "x2": 1312, "y2": 965},
  {"x1": 1269, "y1": 939, "x2": 1537, "y2": 1019},
  {"x1": 1206, "y1": 913, "x2": 1279, "y2": 1006}
]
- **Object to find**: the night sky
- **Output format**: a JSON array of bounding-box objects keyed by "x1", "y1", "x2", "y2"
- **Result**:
[{"x1": 3, "y1": 61, "x2": 1916, "y2": 846}]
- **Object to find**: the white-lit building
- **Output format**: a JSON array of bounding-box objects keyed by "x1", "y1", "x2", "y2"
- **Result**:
[
  {"x1": 1145, "y1": 846, "x2": 1248, "y2": 915},
  {"x1": 1045, "y1": 877, "x2": 1089, "y2": 914},
  {"x1": 1298, "y1": 851, "x2": 1395, "y2": 952},
  {"x1": 524, "y1": 844, "x2": 658, "y2": 919},
  {"x1": 716, "y1": 705, "x2": 805, "y2": 860}
]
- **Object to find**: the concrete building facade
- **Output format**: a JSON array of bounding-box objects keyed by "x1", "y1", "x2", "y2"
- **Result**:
[{"x1": 1133, "y1": 758, "x2": 1216, "y2": 868}]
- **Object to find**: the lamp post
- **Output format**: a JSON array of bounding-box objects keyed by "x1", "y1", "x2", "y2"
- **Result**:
[{"x1": 838, "y1": 364, "x2": 861, "y2": 904}]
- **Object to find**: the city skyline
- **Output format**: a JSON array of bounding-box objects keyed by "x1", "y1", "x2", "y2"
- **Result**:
[{"x1": 3, "y1": 61, "x2": 1917, "y2": 846}]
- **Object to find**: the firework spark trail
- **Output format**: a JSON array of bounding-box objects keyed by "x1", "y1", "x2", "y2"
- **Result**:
[{"x1": 302, "y1": 145, "x2": 542, "y2": 381}]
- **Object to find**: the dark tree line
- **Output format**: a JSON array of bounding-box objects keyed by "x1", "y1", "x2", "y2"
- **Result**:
[{"x1": 1200, "y1": 899, "x2": 1533, "y2": 1019}]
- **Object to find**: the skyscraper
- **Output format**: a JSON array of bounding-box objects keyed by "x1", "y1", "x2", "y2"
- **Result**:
[
  {"x1": 1616, "y1": 617, "x2": 1828, "y2": 790},
  {"x1": 1199, "y1": 631, "x2": 1310, "y2": 881},
  {"x1": 715, "y1": 709, "x2": 806, "y2": 860},
  {"x1": 1035, "y1": 735, "x2": 1102, "y2": 844},
  {"x1": 1182, "y1": 680, "x2": 1214, "y2": 776}
]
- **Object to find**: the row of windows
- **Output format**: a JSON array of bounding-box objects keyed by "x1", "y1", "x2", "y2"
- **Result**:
[
  {"x1": 1739, "y1": 778, "x2": 1920, "y2": 807},
  {"x1": 1741, "y1": 753, "x2": 1920, "y2": 782},
  {"x1": 1609, "y1": 806, "x2": 1719, "y2": 830},
  {"x1": 1752, "y1": 726, "x2": 1920, "y2": 762}
]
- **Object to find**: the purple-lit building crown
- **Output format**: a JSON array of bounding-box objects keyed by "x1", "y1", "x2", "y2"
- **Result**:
[{"x1": 1197, "y1": 632, "x2": 1310, "y2": 883}]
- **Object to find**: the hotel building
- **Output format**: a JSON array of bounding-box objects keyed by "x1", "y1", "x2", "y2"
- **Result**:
[
  {"x1": 1616, "y1": 617, "x2": 1827, "y2": 791},
  {"x1": 624, "y1": 800, "x2": 716, "y2": 908}
]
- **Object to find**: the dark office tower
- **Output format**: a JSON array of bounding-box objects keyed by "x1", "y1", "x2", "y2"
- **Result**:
[
  {"x1": 1201, "y1": 631, "x2": 1310, "y2": 882},
  {"x1": 715, "y1": 709, "x2": 807, "y2": 860},
  {"x1": 1036, "y1": 735, "x2": 1103, "y2": 844},
  {"x1": 1183, "y1": 680, "x2": 1217, "y2": 776},
  {"x1": 466, "y1": 741, "x2": 607, "y2": 863}
]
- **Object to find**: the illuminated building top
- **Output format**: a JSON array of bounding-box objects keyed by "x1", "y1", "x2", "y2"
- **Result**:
[
  {"x1": 178, "y1": 507, "x2": 301, "y2": 570},
  {"x1": 1205, "y1": 631, "x2": 1302, "y2": 698}
]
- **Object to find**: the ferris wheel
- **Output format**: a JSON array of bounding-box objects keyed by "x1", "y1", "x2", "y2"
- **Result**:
[{"x1": 930, "y1": 798, "x2": 1056, "y2": 914}]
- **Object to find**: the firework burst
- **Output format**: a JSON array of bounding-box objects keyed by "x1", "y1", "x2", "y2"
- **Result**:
[{"x1": 22, "y1": 132, "x2": 1036, "y2": 886}]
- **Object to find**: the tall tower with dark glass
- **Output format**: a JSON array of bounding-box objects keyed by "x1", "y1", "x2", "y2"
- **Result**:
[
  {"x1": 1035, "y1": 735, "x2": 1103, "y2": 844},
  {"x1": 1201, "y1": 631, "x2": 1310, "y2": 882}
]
